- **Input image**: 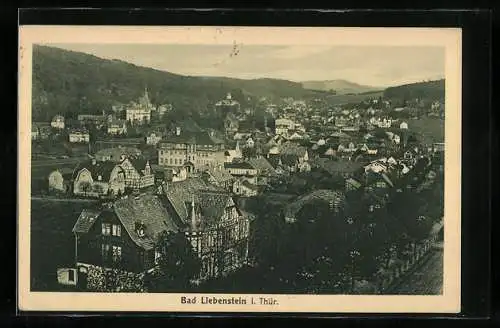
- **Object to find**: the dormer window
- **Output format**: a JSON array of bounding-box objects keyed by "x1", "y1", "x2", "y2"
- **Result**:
[{"x1": 135, "y1": 221, "x2": 146, "y2": 237}]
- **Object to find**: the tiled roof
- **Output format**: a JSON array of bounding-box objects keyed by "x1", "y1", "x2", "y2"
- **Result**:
[
  {"x1": 160, "y1": 130, "x2": 224, "y2": 146},
  {"x1": 123, "y1": 156, "x2": 149, "y2": 176},
  {"x1": 73, "y1": 160, "x2": 123, "y2": 181},
  {"x1": 72, "y1": 209, "x2": 101, "y2": 234},
  {"x1": 311, "y1": 158, "x2": 363, "y2": 174},
  {"x1": 224, "y1": 161, "x2": 255, "y2": 170},
  {"x1": 247, "y1": 157, "x2": 278, "y2": 176},
  {"x1": 204, "y1": 167, "x2": 235, "y2": 183},
  {"x1": 279, "y1": 142, "x2": 307, "y2": 157},
  {"x1": 113, "y1": 194, "x2": 178, "y2": 250},
  {"x1": 163, "y1": 178, "x2": 232, "y2": 228}
]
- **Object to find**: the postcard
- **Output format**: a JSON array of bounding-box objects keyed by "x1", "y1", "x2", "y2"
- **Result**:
[{"x1": 18, "y1": 25, "x2": 461, "y2": 313}]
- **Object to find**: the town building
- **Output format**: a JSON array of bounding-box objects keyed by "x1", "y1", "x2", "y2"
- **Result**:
[
  {"x1": 201, "y1": 166, "x2": 235, "y2": 192},
  {"x1": 224, "y1": 161, "x2": 258, "y2": 184},
  {"x1": 107, "y1": 119, "x2": 128, "y2": 135},
  {"x1": 78, "y1": 112, "x2": 108, "y2": 128},
  {"x1": 215, "y1": 93, "x2": 241, "y2": 117},
  {"x1": 119, "y1": 156, "x2": 155, "y2": 190},
  {"x1": 145, "y1": 132, "x2": 162, "y2": 145},
  {"x1": 69, "y1": 129, "x2": 90, "y2": 143},
  {"x1": 48, "y1": 168, "x2": 74, "y2": 193},
  {"x1": 224, "y1": 113, "x2": 239, "y2": 135},
  {"x1": 72, "y1": 159, "x2": 126, "y2": 198},
  {"x1": 163, "y1": 178, "x2": 251, "y2": 280},
  {"x1": 275, "y1": 118, "x2": 295, "y2": 137},
  {"x1": 95, "y1": 147, "x2": 142, "y2": 163},
  {"x1": 125, "y1": 87, "x2": 154, "y2": 125},
  {"x1": 72, "y1": 194, "x2": 178, "y2": 274},
  {"x1": 157, "y1": 127, "x2": 226, "y2": 173},
  {"x1": 51, "y1": 115, "x2": 65, "y2": 129}
]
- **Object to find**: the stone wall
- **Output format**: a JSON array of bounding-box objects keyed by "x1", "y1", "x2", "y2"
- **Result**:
[{"x1": 83, "y1": 264, "x2": 146, "y2": 292}]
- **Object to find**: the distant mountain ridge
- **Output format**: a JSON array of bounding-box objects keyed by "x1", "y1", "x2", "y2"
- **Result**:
[
  {"x1": 301, "y1": 79, "x2": 381, "y2": 95},
  {"x1": 31, "y1": 45, "x2": 444, "y2": 124},
  {"x1": 31, "y1": 45, "x2": 328, "y2": 122}
]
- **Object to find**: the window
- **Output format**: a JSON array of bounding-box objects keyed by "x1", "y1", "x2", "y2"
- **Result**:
[
  {"x1": 154, "y1": 250, "x2": 162, "y2": 264},
  {"x1": 112, "y1": 246, "x2": 122, "y2": 262},
  {"x1": 101, "y1": 243, "x2": 110, "y2": 261},
  {"x1": 112, "y1": 224, "x2": 121, "y2": 237},
  {"x1": 102, "y1": 223, "x2": 111, "y2": 236},
  {"x1": 68, "y1": 269, "x2": 75, "y2": 282}
]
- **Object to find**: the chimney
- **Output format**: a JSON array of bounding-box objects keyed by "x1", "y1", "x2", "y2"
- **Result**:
[{"x1": 176, "y1": 127, "x2": 181, "y2": 136}]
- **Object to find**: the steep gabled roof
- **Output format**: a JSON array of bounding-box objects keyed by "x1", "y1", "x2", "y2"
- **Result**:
[
  {"x1": 73, "y1": 160, "x2": 123, "y2": 181},
  {"x1": 113, "y1": 194, "x2": 178, "y2": 250},
  {"x1": 72, "y1": 209, "x2": 101, "y2": 234}
]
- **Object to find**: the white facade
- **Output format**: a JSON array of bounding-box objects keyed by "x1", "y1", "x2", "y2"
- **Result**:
[
  {"x1": 275, "y1": 118, "x2": 295, "y2": 136},
  {"x1": 69, "y1": 131, "x2": 90, "y2": 143},
  {"x1": 146, "y1": 133, "x2": 162, "y2": 145},
  {"x1": 51, "y1": 115, "x2": 65, "y2": 129}
]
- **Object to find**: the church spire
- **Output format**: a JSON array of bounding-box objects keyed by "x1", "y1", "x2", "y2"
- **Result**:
[{"x1": 191, "y1": 195, "x2": 197, "y2": 231}]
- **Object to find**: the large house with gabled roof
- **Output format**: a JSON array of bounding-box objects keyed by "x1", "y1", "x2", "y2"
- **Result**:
[
  {"x1": 72, "y1": 177, "x2": 252, "y2": 282},
  {"x1": 72, "y1": 194, "x2": 178, "y2": 273},
  {"x1": 72, "y1": 159, "x2": 126, "y2": 198},
  {"x1": 157, "y1": 127, "x2": 226, "y2": 172}
]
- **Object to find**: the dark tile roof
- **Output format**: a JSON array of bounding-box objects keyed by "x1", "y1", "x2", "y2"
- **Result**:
[
  {"x1": 113, "y1": 194, "x2": 178, "y2": 250},
  {"x1": 224, "y1": 161, "x2": 255, "y2": 170},
  {"x1": 311, "y1": 158, "x2": 363, "y2": 175},
  {"x1": 203, "y1": 167, "x2": 235, "y2": 183},
  {"x1": 73, "y1": 160, "x2": 123, "y2": 181},
  {"x1": 124, "y1": 156, "x2": 150, "y2": 176},
  {"x1": 281, "y1": 154, "x2": 299, "y2": 167},
  {"x1": 72, "y1": 209, "x2": 101, "y2": 234},
  {"x1": 247, "y1": 157, "x2": 278, "y2": 176},
  {"x1": 164, "y1": 178, "x2": 232, "y2": 228},
  {"x1": 160, "y1": 130, "x2": 224, "y2": 146}
]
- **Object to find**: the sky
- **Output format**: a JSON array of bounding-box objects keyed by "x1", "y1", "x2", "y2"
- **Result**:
[{"x1": 50, "y1": 43, "x2": 445, "y2": 88}]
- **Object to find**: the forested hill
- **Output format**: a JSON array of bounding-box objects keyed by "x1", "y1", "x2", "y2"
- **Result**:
[
  {"x1": 383, "y1": 79, "x2": 445, "y2": 102},
  {"x1": 31, "y1": 45, "x2": 326, "y2": 122}
]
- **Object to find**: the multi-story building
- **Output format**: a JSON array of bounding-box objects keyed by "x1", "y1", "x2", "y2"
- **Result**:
[
  {"x1": 125, "y1": 87, "x2": 154, "y2": 125},
  {"x1": 275, "y1": 118, "x2": 296, "y2": 136},
  {"x1": 51, "y1": 115, "x2": 65, "y2": 130},
  {"x1": 107, "y1": 119, "x2": 128, "y2": 135},
  {"x1": 72, "y1": 179, "x2": 252, "y2": 285},
  {"x1": 164, "y1": 178, "x2": 251, "y2": 280},
  {"x1": 69, "y1": 129, "x2": 90, "y2": 143},
  {"x1": 157, "y1": 127, "x2": 226, "y2": 173}
]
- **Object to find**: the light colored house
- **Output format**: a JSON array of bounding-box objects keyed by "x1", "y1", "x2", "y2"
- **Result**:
[
  {"x1": 400, "y1": 121, "x2": 409, "y2": 129},
  {"x1": 275, "y1": 118, "x2": 295, "y2": 136},
  {"x1": 233, "y1": 178, "x2": 259, "y2": 197},
  {"x1": 146, "y1": 132, "x2": 162, "y2": 145},
  {"x1": 246, "y1": 137, "x2": 255, "y2": 148},
  {"x1": 69, "y1": 129, "x2": 90, "y2": 143},
  {"x1": 125, "y1": 87, "x2": 154, "y2": 125},
  {"x1": 95, "y1": 147, "x2": 142, "y2": 162},
  {"x1": 157, "y1": 127, "x2": 226, "y2": 172},
  {"x1": 51, "y1": 115, "x2": 65, "y2": 129},
  {"x1": 48, "y1": 168, "x2": 74, "y2": 193},
  {"x1": 224, "y1": 141, "x2": 243, "y2": 163},
  {"x1": 72, "y1": 160, "x2": 126, "y2": 197},
  {"x1": 107, "y1": 119, "x2": 128, "y2": 135}
]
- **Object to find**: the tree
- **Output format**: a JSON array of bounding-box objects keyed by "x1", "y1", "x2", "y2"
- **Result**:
[
  {"x1": 79, "y1": 181, "x2": 92, "y2": 197},
  {"x1": 147, "y1": 231, "x2": 201, "y2": 292}
]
